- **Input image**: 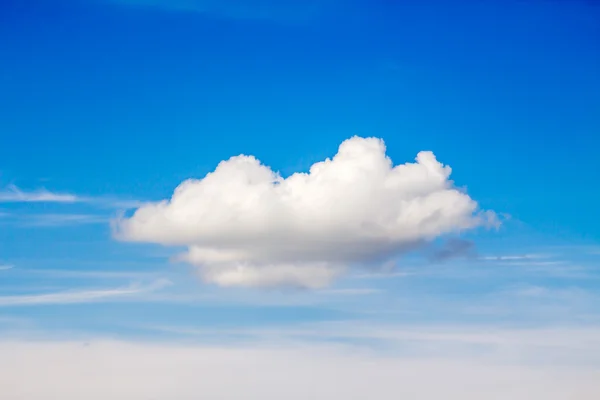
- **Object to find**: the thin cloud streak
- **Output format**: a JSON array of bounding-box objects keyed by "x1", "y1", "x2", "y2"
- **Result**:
[
  {"x1": 141, "y1": 322, "x2": 600, "y2": 354},
  {"x1": 13, "y1": 268, "x2": 161, "y2": 280},
  {"x1": 0, "y1": 279, "x2": 172, "y2": 306},
  {"x1": 480, "y1": 253, "x2": 552, "y2": 261},
  {"x1": 350, "y1": 271, "x2": 412, "y2": 279},
  {"x1": 317, "y1": 288, "x2": 383, "y2": 296},
  {"x1": 0, "y1": 185, "x2": 142, "y2": 209},
  {"x1": 17, "y1": 213, "x2": 109, "y2": 227},
  {"x1": 0, "y1": 185, "x2": 78, "y2": 203},
  {"x1": 0, "y1": 212, "x2": 110, "y2": 227}
]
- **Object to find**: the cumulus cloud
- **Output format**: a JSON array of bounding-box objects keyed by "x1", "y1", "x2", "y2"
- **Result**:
[{"x1": 114, "y1": 136, "x2": 496, "y2": 288}]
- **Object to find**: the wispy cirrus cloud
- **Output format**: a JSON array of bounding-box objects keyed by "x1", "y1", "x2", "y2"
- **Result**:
[
  {"x1": 350, "y1": 271, "x2": 412, "y2": 279},
  {"x1": 0, "y1": 212, "x2": 111, "y2": 228},
  {"x1": 480, "y1": 253, "x2": 552, "y2": 262},
  {"x1": 0, "y1": 264, "x2": 14, "y2": 271},
  {"x1": 505, "y1": 284, "x2": 596, "y2": 302},
  {"x1": 142, "y1": 322, "x2": 600, "y2": 355},
  {"x1": 0, "y1": 279, "x2": 172, "y2": 307},
  {"x1": 317, "y1": 288, "x2": 382, "y2": 296},
  {"x1": 478, "y1": 251, "x2": 596, "y2": 279},
  {"x1": 0, "y1": 185, "x2": 141, "y2": 209},
  {"x1": 0, "y1": 185, "x2": 78, "y2": 203},
  {"x1": 13, "y1": 268, "x2": 160, "y2": 280},
  {"x1": 17, "y1": 213, "x2": 109, "y2": 227}
]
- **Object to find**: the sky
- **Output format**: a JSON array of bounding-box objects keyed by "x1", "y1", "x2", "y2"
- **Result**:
[{"x1": 1, "y1": 0, "x2": 600, "y2": 398}]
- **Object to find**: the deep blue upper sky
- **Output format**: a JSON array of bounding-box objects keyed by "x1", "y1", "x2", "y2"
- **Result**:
[{"x1": 1, "y1": 0, "x2": 599, "y2": 240}]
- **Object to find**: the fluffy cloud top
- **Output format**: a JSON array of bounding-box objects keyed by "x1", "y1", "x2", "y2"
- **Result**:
[{"x1": 114, "y1": 136, "x2": 495, "y2": 288}]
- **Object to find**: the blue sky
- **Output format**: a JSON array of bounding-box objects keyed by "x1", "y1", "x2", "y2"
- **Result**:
[{"x1": 1, "y1": 0, "x2": 600, "y2": 398}]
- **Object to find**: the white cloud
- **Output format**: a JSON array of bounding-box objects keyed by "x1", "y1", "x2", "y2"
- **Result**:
[
  {"x1": 0, "y1": 185, "x2": 141, "y2": 209},
  {"x1": 0, "y1": 279, "x2": 171, "y2": 306},
  {"x1": 115, "y1": 136, "x2": 496, "y2": 288},
  {"x1": 0, "y1": 265, "x2": 14, "y2": 271},
  {"x1": 1, "y1": 332, "x2": 599, "y2": 400},
  {"x1": 0, "y1": 185, "x2": 78, "y2": 203}
]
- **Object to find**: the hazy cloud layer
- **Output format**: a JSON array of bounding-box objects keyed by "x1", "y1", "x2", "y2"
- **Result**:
[
  {"x1": 115, "y1": 137, "x2": 496, "y2": 288},
  {"x1": 1, "y1": 333, "x2": 599, "y2": 400}
]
